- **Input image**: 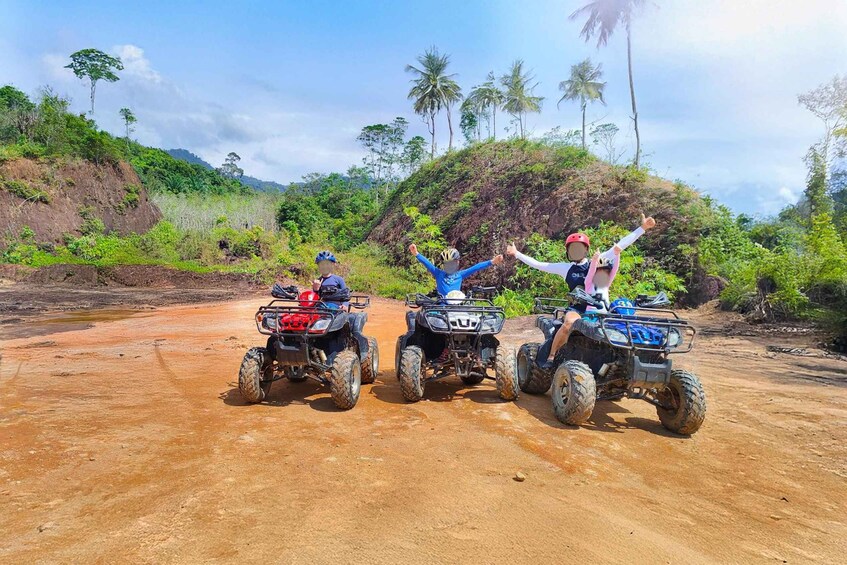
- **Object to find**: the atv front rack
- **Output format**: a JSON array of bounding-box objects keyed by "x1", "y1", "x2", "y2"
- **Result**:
[
  {"x1": 598, "y1": 312, "x2": 696, "y2": 354},
  {"x1": 416, "y1": 302, "x2": 506, "y2": 336}
]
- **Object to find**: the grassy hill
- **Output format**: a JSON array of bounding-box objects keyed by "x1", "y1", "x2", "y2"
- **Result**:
[{"x1": 367, "y1": 139, "x2": 715, "y2": 300}]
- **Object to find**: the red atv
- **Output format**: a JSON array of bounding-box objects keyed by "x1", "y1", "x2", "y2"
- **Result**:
[{"x1": 238, "y1": 284, "x2": 378, "y2": 409}]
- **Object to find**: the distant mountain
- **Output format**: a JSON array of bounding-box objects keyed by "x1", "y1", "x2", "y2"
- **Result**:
[{"x1": 165, "y1": 148, "x2": 288, "y2": 192}]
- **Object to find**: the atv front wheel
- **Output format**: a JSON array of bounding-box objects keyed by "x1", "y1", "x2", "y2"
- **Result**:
[
  {"x1": 361, "y1": 336, "x2": 379, "y2": 384},
  {"x1": 239, "y1": 347, "x2": 274, "y2": 403},
  {"x1": 329, "y1": 349, "x2": 361, "y2": 410},
  {"x1": 495, "y1": 346, "x2": 519, "y2": 401},
  {"x1": 398, "y1": 346, "x2": 425, "y2": 402},
  {"x1": 517, "y1": 343, "x2": 553, "y2": 394},
  {"x1": 656, "y1": 370, "x2": 706, "y2": 435},
  {"x1": 551, "y1": 360, "x2": 596, "y2": 425}
]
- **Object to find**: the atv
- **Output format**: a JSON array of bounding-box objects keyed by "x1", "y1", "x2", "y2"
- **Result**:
[
  {"x1": 238, "y1": 283, "x2": 379, "y2": 410},
  {"x1": 394, "y1": 286, "x2": 519, "y2": 402},
  {"x1": 517, "y1": 290, "x2": 706, "y2": 435}
]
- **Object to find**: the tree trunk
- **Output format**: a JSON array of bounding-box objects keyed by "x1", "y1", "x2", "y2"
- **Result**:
[
  {"x1": 581, "y1": 104, "x2": 586, "y2": 150},
  {"x1": 429, "y1": 111, "x2": 436, "y2": 158},
  {"x1": 90, "y1": 79, "x2": 96, "y2": 115},
  {"x1": 627, "y1": 29, "x2": 640, "y2": 168},
  {"x1": 492, "y1": 107, "x2": 497, "y2": 141},
  {"x1": 447, "y1": 106, "x2": 454, "y2": 151}
]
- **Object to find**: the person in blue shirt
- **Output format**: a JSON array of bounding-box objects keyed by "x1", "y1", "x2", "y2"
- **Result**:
[
  {"x1": 408, "y1": 243, "x2": 504, "y2": 297},
  {"x1": 312, "y1": 251, "x2": 349, "y2": 308}
]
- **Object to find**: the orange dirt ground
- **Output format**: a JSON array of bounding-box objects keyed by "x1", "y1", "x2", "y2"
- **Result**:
[{"x1": 1, "y1": 297, "x2": 845, "y2": 563}]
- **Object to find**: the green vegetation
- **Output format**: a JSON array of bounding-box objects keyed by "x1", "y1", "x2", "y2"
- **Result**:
[{"x1": 1, "y1": 178, "x2": 51, "y2": 203}]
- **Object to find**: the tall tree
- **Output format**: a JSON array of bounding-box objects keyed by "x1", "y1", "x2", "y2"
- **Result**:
[
  {"x1": 405, "y1": 47, "x2": 462, "y2": 157},
  {"x1": 590, "y1": 122, "x2": 622, "y2": 163},
  {"x1": 558, "y1": 58, "x2": 606, "y2": 150},
  {"x1": 65, "y1": 49, "x2": 124, "y2": 115},
  {"x1": 219, "y1": 152, "x2": 243, "y2": 179},
  {"x1": 118, "y1": 107, "x2": 136, "y2": 151},
  {"x1": 570, "y1": 0, "x2": 645, "y2": 166},
  {"x1": 402, "y1": 135, "x2": 427, "y2": 176},
  {"x1": 798, "y1": 75, "x2": 847, "y2": 178},
  {"x1": 500, "y1": 60, "x2": 543, "y2": 139}
]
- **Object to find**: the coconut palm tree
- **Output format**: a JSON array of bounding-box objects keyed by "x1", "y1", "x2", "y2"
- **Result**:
[
  {"x1": 500, "y1": 60, "x2": 543, "y2": 139},
  {"x1": 570, "y1": 0, "x2": 645, "y2": 166},
  {"x1": 405, "y1": 47, "x2": 463, "y2": 156},
  {"x1": 474, "y1": 73, "x2": 504, "y2": 140},
  {"x1": 558, "y1": 58, "x2": 606, "y2": 150}
]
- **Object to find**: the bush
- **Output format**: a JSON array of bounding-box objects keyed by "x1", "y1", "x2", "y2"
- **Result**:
[{"x1": 1, "y1": 178, "x2": 50, "y2": 203}]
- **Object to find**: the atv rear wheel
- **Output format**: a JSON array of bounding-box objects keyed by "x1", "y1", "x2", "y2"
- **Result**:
[
  {"x1": 238, "y1": 347, "x2": 274, "y2": 403},
  {"x1": 361, "y1": 336, "x2": 379, "y2": 384},
  {"x1": 656, "y1": 370, "x2": 706, "y2": 435},
  {"x1": 398, "y1": 346, "x2": 425, "y2": 402},
  {"x1": 329, "y1": 349, "x2": 361, "y2": 410},
  {"x1": 551, "y1": 360, "x2": 596, "y2": 425},
  {"x1": 517, "y1": 342, "x2": 553, "y2": 394},
  {"x1": 495, "y1": 346, "x2": 519, "y2": 401}
]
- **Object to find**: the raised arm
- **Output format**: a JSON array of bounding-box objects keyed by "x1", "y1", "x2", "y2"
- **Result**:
[
  {"x1": 456, "y1": 260, "x2": 493, "y2": 279},
  {"x1": 608, "y1": 245, "x2": 621, "y2": 285},
  {"x1": 409, "y1": 243, "x2": 439, "y2": 276},
  {"x1": 512, "y1": 249, "x2": 572, "y2": 277},
  {"x1": 601, "y1": 214, "x2": 656, "y2": 259}
]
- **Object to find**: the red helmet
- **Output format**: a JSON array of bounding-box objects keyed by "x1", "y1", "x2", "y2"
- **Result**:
[
  {"x1": 299, "y1": 290, "x2": 321, "y2": 308},
  {"x1": 565, "y1": 232, "x2": 590, "y2": 248}
]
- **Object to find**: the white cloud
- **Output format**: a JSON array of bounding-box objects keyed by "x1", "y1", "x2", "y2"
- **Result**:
[{"x1": 112, "y1": 44, "x2": 162, "y2": 84}]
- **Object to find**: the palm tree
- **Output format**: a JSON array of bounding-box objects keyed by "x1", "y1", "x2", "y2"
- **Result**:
[
  {"x1": 558, "y1": 58, "x2": 606, "y2": 150},
  {"x1": 405, "y1": 47, "x2": 463, "y2": 156},
  {"x1": 474, "y1": 72, "x2": 504, "y2": 140},
  {"x1": 570, "y1": 0, "x2": 645, "y2": 166},
  {"x1": 500, "y1": 60, "x2": 543, "y2": 139}
]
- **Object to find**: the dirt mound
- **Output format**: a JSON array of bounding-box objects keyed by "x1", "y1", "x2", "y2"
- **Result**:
[
  {"x1": 0, "y1": 158, "x2": 161, "y2": 244},
  {"x1": 367, "y1": 141, "x2": 709, "y2": 291}
]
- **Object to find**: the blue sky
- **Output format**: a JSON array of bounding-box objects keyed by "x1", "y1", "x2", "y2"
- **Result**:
[{"x1": 1, "y1": 0, "x2": 846, "y2": 215}]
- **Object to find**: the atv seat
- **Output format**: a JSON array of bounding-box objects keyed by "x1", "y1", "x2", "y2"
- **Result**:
[{"x1": 537, "y1": 317, "x2": 563, "y2": 338}]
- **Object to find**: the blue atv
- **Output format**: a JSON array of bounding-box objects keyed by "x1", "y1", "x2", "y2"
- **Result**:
[{"x1": 516, "y1": 290, "x2": 706, "y2": 435}]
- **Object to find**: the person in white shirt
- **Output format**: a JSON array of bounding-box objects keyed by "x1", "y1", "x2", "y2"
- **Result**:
[{"x1": 505, "y1": 214, "x2": 657, "y2": 366}]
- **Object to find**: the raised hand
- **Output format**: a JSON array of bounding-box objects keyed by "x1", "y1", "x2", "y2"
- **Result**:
[
  {"x1": 506, "y1": 243, "x2": 517, "y2": 257},
  {"x1": 613, "y1": 244, "x2": 622, "y2": 255},
  {"x1": 312, "y1": 279, "x2": 321, "y2": 292},
  {"x1": 492, "y1": 254, "x2": 504, "y2": 265},
  {"x1": 592, "y1": 251, "x2": 601, "y2": 261},
  {"x1": 641, "y1": 213, "x2": 657, "y2": 231},
  {"x1": 408, "y1": 243, "x2": 418, "y2": 256}
]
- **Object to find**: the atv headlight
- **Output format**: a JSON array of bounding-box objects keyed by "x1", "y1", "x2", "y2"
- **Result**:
[
  {"x1": 311, "y1": 317, "x2": 332, "y2": 332},
  {"x1": 605, "y1": 327, "x2": 630, "y2": 345},
  {"x1": 667, "y1": 328, "x2": 682, "y2": 348},
  {"x1": 427, "y1": 315, "x2": 449, "y2": 330},
  {"x1": 264, "y1": 315, "x2": 278, "y2": 331}
]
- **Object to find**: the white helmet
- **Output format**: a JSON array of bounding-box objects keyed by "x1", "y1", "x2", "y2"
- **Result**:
[{"x1": 445, "y1": 290, "x2": 466, "y2": 305}]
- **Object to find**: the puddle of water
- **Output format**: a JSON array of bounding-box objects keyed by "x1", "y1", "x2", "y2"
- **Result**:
[{"x1": 0, "y1": 308, "x2": 152, "y2": 341}]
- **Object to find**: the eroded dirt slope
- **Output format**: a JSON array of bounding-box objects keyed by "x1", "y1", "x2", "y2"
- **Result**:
[{"x1": 1, "y1": 298, "x2": 845, "y2": 563}]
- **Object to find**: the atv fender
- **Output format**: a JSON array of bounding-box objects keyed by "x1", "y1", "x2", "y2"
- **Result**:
[
  {"x1": 537, "y1": 317, "x2": 562, "y2": 339},
  {"x1": 349, "y1": 312, "x2": 369, "y2": 335},
  {"x1": 354, "y1": 333, "x2": 370, "y2": 363},
  {"x1": 406, "y1": 311, "x2": 416, "y2": 332}
]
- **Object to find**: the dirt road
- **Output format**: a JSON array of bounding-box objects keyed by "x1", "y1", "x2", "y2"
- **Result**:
[{"x1": 1, "y1": 297, "x2": 845, "y2": 563}]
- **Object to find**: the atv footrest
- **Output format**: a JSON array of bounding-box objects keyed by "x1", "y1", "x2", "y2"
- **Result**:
[{"x1": 629, "y1": 356, "x2": 672, "y2": 388}]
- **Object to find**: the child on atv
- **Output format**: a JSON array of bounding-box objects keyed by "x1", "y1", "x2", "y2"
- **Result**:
[
  {"x1": 408, "y1": 243, "x2": 504, "y2": 362},
  {"x1": 311, "y1": 250, "x2": 350, "y2": 308},
  {"x1": 506, "y1": 214, "x2": 657, "y2": 366}
]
